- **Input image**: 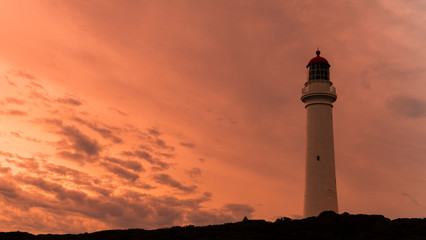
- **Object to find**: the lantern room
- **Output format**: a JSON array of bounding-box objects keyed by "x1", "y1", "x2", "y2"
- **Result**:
[{"x1": 306, "y1": 50, "x2": 330, "y2": 81}]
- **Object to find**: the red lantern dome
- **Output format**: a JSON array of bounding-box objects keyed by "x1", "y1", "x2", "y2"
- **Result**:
[{"x1": 306, "y1": 50, "x2": 330, "y2": 68}]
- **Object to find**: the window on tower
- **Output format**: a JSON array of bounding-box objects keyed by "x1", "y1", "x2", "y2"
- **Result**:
[{"x1": 308, "y1": 63, "x2": 330, "y2": 81}]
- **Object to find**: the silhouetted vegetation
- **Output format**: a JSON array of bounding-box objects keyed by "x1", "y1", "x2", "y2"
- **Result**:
[{"x1": 1, "y1": 212, "x2": 425, "y2": 239}]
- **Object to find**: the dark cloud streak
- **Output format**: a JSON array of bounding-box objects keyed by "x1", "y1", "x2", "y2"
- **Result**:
[
  {"x1": 104, "y1": 157, "x2": 144, "y2": 172},
  {"x1": 180, "y1": 142, "x2": 195, "y2": 148},
  {"x1": 43, "y1": 119, "x2": 102, "y2": 162},
  {"x1": 72, "y1": 117, "x2": 123, "y2": 143},
  {"x1": 153, "y1": 173, "x2": 197, "y2": 193},
  {"x1": 0, "y1": 109, "x2": 28, "y2": 116},
  {"x1": 387, "y1": 95, "x2": 426, "y2": 118},
  {"x1": 121, "y1": 150, "x2": 170, "y2": 171},
  {"x1": 56, "y1": 96, "x2": 82, "y2": 106},
  {"x1": 101, "y1": 162, "x2": 139, "y2": 182},
  {"x1": 5, "y1": 97, "x2": 25, "y2": 105}
]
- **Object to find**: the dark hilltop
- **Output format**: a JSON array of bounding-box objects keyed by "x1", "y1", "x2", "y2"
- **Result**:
[{"x1": 1, "y1": 212, "x2": 425, "y2": 240}]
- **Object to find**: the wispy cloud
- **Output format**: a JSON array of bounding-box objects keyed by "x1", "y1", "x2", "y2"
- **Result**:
[
  {"x1": 121, "y1": 150, "x2": 170, "y2": 171},
  {"x1": 10, "y1": 70, "x2": 36, "y2": 80},
  {"x1": 43, "y1": 119, "x2": 102, "y2": 162},
  {"x1": 147, "y1": 127, "x2": 161, "y2": 136},
  {"x1": 57, "y1": 151, "x2": 86, "y2": 162},
  {"x1": 10, "y1": 132, "x2": 42, "y2": 143},
  {"x1": 180, "y1": 142, "x2": 195, "y2": 148},
  {"x1": 56, "y1": 96, "x2": 83, "y2": 106},
  {"x1": 108, "y1": 107, "x2": 128, "y2": 116},
  {"x1": 154, "y1": 138, "x2": 175, "y2": 151},
  {"x1": 72, "y1": 117, "x2": 123, "y2": 143},
  {"x1": 101, "y1": 162, "x2": 140, "y2": 182},
  {"x1": 153, "y1": 173, "x2": 197, "y2": 193},
  {"x1": 5, "y1": 97, "x2": 25, "y2": 105},
  {"x1": 1, "y1": 109, "x2": 28, "y2": 116},
  {"x1": 387, "y1": 95, "x2": 426, "y2": 118},
  {"x1": 104, "y1": 157, "x2": 144, "y2": 172},
  {"x1": 187, "y1": 167, "x2": 201, "y2": 179}
]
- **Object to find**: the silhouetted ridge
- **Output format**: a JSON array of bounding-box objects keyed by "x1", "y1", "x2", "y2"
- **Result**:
[{"x1": 1, "y1": 212, "x2": 425, "y2": 239}]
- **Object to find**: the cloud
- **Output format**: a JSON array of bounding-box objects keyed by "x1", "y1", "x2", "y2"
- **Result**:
[
  {"x1": 185, "y1": 203, "x2": 255, "y2": 226},
  {"x1": 72, "y1": 117, "x2": 123, "y2": 143},
  {"x1": 0, "y1": 170, "x2": 253, "y2": 233},
  {"x1": 5, "y1": 155, "x2": 40, "y2": 172},
  {"x1": 122, "y1": 150, "x2": 170, "y2": 171},
  {"x1": 57, "y1": 151, "x2": 86, "y2": 162},
  {"x1": 42, "y1": 163, "x2": 112, "y2": 196},
  {"x1": 134, "y1": 150, "x2": 155, "y2": 162},
  {"x1": 155, "y1": 138, "x2": 175, "y2": 151},
  {"x1": 101, "y1": 162, "x2": 139, "y2": 182},
  {"x1": 180, "y1": 142, "x2": 195, "y2": 148},
  {"x1": 11, "y1": 70, "x2": 36, "y2": 80},
  {"x1": 134, "y1": 130, "x2": 176, "y2": 154},
  {"x1": 0, "y1": 167, "x2": 11, "y2": 174},
  {"x1": 122, "y1": 150, "x2": 152, "y2": 161},
  {"x1": 0, "y1": 150, "x2": 14, "y2": 158},
  {"x1": 108, "y1": 107, "x2": 128, "y2": 116},
  {"x1": 1, "y1": 109, "x2": 28, "y2": 116},
  {"x1": 28, "y1": 90, "x2": 52, "y2": 103},
  {"x1": 134, "y1": 182, "x2": 156, "y2": 190},
  {"x1": 14, "y1": 175, "x2": 88, "y2": 204},
  {"x1": 139, "y1": 145, "x2": 153, "y2": 151},
  {"x1": 59, "y1": 124, "x2": 101, "y2": 155},
  {"x1": 5, "y1": 97, "x2": 25, "y2": 105},
  {"x1": 402, "y1": 193, "x2": 420, "y2": 206},
  {"x1": 147, "y1": 127, "x2": 161, "y2": 136},
  {"x1": 187, "y1": 167, "x2": 202, "y2": 178},
  {"x1": 290, "y1": 214, "x2": 303, "y2": 219},
  {"x1": 387, "y1": 95, "x2": 426, "y2": 118},
  {"x1": 56, "y1": 96, "x2": 82, "y2": 106},
  {"x1": 28, "y1": 81, "x2": 44, "y2": 89},
  {"x1": 156, "y1": 152, "x2": 174, "y2": 159},
  {"x1": 44, "y1": 119, "x2": 102, "y2": 159},
  {"x1": 7, "y1": 80, "x2": 17, "y2": 87},
  {"x1": 153, "y1": 173, "x2": 197, "y2": 193},
  {"x1": 43, "y1": 163, "x2": 85, "y2": 178},
  {"x1": 223, "y1": 203, "x2": 255, "y2": 218},
  {"x1": 0, "y1": 178, "x2": 21, "y2": 199},
  {"x1": 185, "y1": 210, "x2": 231, "y2": 226},
  {"x1": 0, "y1": 207, "x2": 107, "y2": 234},
  {"x1": 10, "y1": 131, "x2": 42, "y2": 143},
  {"x1": 104, "y1": 157, "x2": 144, "y2": 172}
]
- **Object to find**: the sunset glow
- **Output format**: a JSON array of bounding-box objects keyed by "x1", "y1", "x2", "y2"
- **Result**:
[{"x1": 0, "y1": 0, "x2": 425, "y2": 234}]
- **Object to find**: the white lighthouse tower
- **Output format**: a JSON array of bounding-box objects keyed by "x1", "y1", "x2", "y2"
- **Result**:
[{"x1": 301, "y1": 50, "x2": 338, "y2": 217}]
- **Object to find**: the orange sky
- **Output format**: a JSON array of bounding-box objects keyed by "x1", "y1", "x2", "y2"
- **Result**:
[{"x1": 0, "y1": 0, "x2": 425, "y2": 234}]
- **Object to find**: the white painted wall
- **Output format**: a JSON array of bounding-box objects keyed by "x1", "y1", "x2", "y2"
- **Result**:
[{"x1": 301, "y1": 80, "x2": 338, "y2": 217}]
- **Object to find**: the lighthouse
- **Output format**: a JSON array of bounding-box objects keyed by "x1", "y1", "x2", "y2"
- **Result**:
[{"x1": 301, "y1": 50, "x2": 338, "y2": 217}]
